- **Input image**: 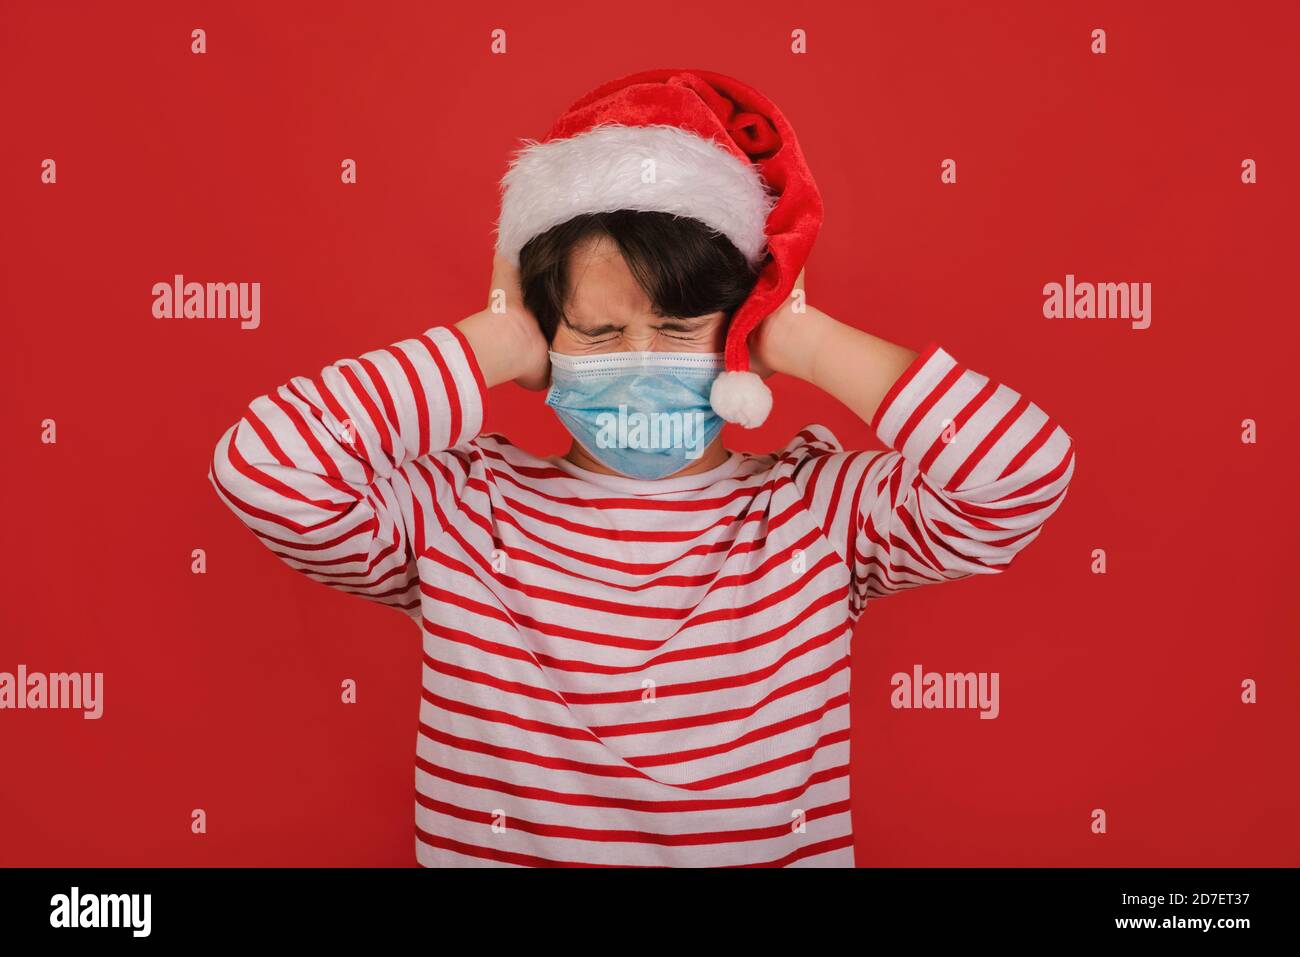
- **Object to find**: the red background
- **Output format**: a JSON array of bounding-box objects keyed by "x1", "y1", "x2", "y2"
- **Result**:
[{"x1": 3, "y1": 1, "x2": 1297, "y2": 866}]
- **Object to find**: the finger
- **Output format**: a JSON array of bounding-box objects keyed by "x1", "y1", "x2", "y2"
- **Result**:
[
  {"x1": 493, "y1": 255, "x2": 522, "y2": 284},
  {"x1": 489, "y1": 255, "x2": 522, "y2": 309}
]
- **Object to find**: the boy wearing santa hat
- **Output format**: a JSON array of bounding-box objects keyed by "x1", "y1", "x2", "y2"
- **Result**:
[{"x1": 212, "y1": 68, "x2": 1074, "y2": 867}]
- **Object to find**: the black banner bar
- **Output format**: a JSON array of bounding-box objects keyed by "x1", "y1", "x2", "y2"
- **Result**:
[{"x1": 0, "y1": 867, "x2": 1292, "y2": 944}]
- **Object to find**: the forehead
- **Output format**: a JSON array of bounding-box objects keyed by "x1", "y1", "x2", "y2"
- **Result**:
[{"x1": 564, "y1": 236, "x2": 653, "y2": 322}]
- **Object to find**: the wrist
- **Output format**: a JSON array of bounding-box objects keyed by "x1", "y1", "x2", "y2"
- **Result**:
[
  {"x1": 456, "y1": 309, "x2": 531, "y2": 389},
  {"x1": 771, "y1": 306, "x2": 834, "y2": 383}
]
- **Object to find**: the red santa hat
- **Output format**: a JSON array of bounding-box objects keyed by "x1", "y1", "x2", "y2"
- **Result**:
[{"x1": 495, "y1": 67, "x2": 823, "y2": 428}]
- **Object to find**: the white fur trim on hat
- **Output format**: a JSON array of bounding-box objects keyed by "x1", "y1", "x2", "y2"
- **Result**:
[
  {"x1": 496, "y1": 124, "x2": 773, "y2": 266},
  {"x1": 709, "y1": 370, "x2": 773, "y2": 428}
]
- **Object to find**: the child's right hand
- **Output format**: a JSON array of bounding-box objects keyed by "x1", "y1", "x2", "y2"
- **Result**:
[{"x1": 457, "y1": 256, "x2": 551, "y2": 391}]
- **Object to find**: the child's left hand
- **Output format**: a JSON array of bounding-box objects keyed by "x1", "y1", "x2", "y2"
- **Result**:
[{"x1": 747, "y1": 269, "x2": 826, "y2": 382}]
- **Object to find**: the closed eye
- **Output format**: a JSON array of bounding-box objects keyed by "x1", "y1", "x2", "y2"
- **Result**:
[
  {"x1": 655, "y1": 319, "x2": 713, "y2": 337},
  {"x1": 563, "y1": 317, "x2": 622, "y2": 342}
]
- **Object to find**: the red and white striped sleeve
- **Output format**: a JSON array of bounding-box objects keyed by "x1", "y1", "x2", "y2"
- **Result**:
[
  {"x1": 797, "y1": 343, "x2": 1074, "y2": 611},
  {"x1": 208, "y1": 325, "x2": 487, "y2": 617}
]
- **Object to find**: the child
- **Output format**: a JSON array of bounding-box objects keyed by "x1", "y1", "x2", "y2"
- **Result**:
[{"x1": 210, "y1": 68, "x2": 1074, "y2": 867}]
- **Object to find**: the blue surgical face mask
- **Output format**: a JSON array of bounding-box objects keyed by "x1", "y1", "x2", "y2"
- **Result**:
[{"x1": 545, "y1": 351, "x2": 726, "y2": 481}]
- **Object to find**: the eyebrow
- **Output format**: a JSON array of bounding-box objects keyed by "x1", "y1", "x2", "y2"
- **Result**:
[
  {"x1": 654, "y1": 316, "x2": 713, "y2": 333},
  {"x1": 562, "y1": 316, "x2": 624, "y2": 337}
]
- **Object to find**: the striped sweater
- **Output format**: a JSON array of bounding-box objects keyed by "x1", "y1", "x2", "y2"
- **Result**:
[{"x1": 209, "y1": 326, "x2": 1074, "y2": 867}]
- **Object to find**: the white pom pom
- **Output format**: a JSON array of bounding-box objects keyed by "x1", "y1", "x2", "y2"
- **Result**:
[{"x1": 710, "y1": 370, "x2": 773, "y2": 428}]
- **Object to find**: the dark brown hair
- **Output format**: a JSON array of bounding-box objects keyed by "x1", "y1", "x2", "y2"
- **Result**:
[{"x1": 517, "y1": 210, "x2": 760, "y2": 342}]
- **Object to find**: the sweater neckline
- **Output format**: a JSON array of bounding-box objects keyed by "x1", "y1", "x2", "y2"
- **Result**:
[{"x1": 545, "y1": 450, "x2": 748, "y2": 495}]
